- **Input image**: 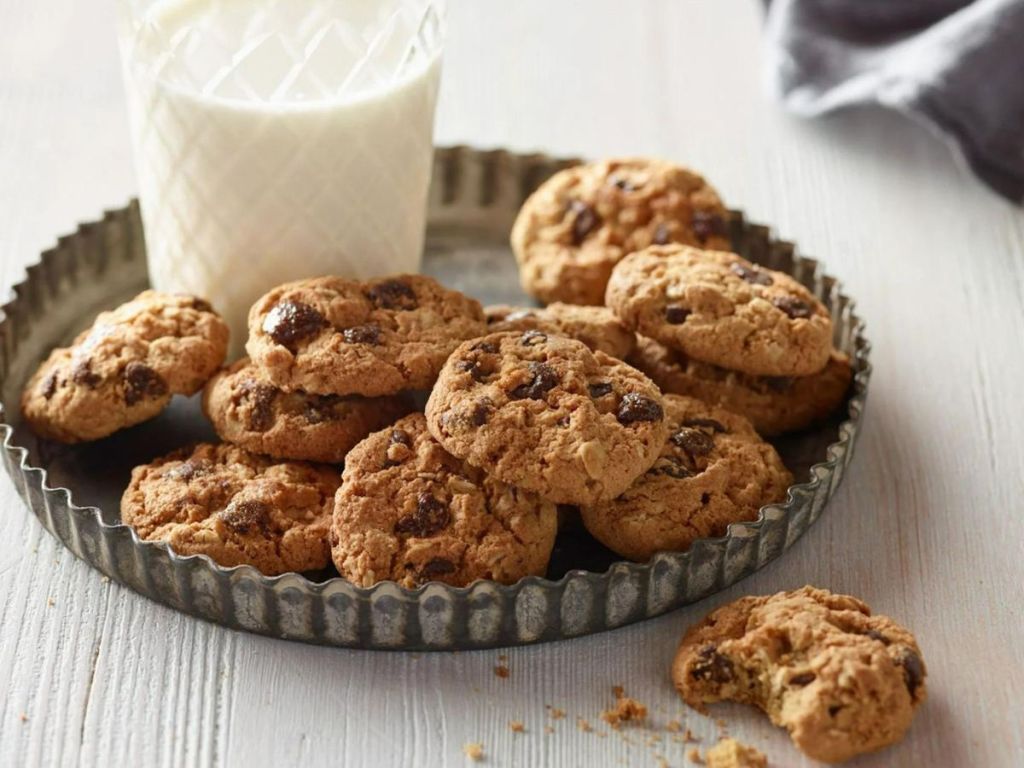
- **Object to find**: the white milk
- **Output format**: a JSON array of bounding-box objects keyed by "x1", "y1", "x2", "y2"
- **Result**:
[{"x1": 118, "y1": 0, "x2": 444, "y2": 349}]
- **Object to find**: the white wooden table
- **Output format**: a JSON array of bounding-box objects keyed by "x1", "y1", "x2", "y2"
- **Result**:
[{"x1": 2, "y1": 1, "x2": 1022, "y2": 766}]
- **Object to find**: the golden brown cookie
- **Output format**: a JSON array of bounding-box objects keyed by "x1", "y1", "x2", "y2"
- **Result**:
[
  {"x1": 485, "y1": 303, "x2": 636, "y2": 359},
  {"x1": 425, "y1": 331, "x2": 668, "y2": 506},
  {"x1": 246, "y1": 274, "x2": 486, "y2": 396},
  {"x1": 21, "y1": 291, "x2": 229, "y2": 443},
  {"x1": 332, "y1": 413, "x2": 558, "y2": 588},
  {"x1": 511, "y1": 158, "x2": 730, "y2": 305},
  {"x1": 630, "y1": 336, "x2": 852, "y2": 436},
  {"x1": 579, "y1": 395, "x2": 791, "y2": 561},
  {"x1": 202, "y1": 359, "x2": 413, "y2": 463},
  {"x1": 672, "y1": 587, "x2": 927, "y2": 764},
  {"x1": 606, "y1": 246, "x2": 833, "y2": 376},
  {"x1": 121, "y1": 442, "x2": 339, "y2": 575}
]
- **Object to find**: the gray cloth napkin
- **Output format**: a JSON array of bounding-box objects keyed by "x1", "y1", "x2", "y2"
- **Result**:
[{"x1": 763, "y1": 0, "x2": 1024, "y2": 202}]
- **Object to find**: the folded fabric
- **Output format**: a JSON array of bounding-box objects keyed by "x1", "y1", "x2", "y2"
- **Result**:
[{"x1": 763, "y1": 0, "x2": 1024, "y2": 202}]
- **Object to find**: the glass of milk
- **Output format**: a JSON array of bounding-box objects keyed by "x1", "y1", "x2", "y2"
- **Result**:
[{"x1": 116, "y1": 0, "x2": 446, "y2": 348}]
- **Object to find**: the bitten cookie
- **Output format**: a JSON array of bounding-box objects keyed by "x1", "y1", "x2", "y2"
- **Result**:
[
  {"x1": 246, "y1": 274, "x2": 486, "y2": 396},
  {"x1": 631, "y1": 336, "x2": 852, "y2": 436},
  {"x1": 579, "y1": 395, "x2": 791, "y2": 561},
  {"x1": 607, "y1": 246, "x2": 833, "y2": 376},
  {"x1": 22, "y1": 291, "x2": 229, "y2": 443},
  {"x1": 485, "y1": 302, "x2": 636, "y2": 359},
  {"x1": 332, "y1": 413, "x2": 558, "y2": 588},
  {"x1": 511, "y1": 158, "x2": 730, "y2": 305},
  {"x1": 121, "y1": 442, "x2": 339, "y2": 575},
  {"x1": 672, "y1": 587, "x2": 927, "y2": 764},
  {"x1": 203, "y1": 359, "x2": 413, "y2": 463},
  {"x1": 425, "y1": 331, "x2": 668, "y2": 505}
]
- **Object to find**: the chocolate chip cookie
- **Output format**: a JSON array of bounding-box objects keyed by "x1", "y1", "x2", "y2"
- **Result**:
[
  {"x1": 246, "y1": 275, "x2": 486, "y2": 397},
  {"x1": 673, "y1": 587, "x2": 927, "y2": 764},
  {"x1": 121, "y1": 442, "x2": 340, "y2": 575},
  {"x1": 485, "y1": 303, "x2": 636, "y2": 359},
  {"x1": 203, "y1": 359, "x2": 413, "y2": 463},
  {"x1": 511, "y1": 158, "x2": 730, "y2": 306},
  {"x1": 579, "y1": 395, "x2": 791, "y2": 561},
  {"x1": 21, "y1": 291, "x2": 229, "y2": 443},
  {"x1": 630, "y1": 336, "x2": 852, "y2": 436},
  {"x1": 607, "y1": 246, "x2": 833, "y2": 376},
  {"x1": 332, "y1": 413, "x2": 558, "y2": 588},
  {"x1": 425, "y1": 331, "x2": 668, "y2": 505}
]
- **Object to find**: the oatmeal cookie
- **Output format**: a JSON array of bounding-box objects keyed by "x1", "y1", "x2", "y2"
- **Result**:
[
  {"x1": 579, "y1": 396, "x2": 791, "y2": 561},
  {"x1": 672, "y1": 587, "x2": 927, "y2": 764},
  {"x1": 606, "y1": 246, "x2": 832, "y2": 376},
  {"x1": 511, "y1": 158, "x2": 730, "y2": 305},
  {"x1": 246, "y1": 274, "x2": 486, "y2": 396},
  {"x1": 425, "y1": 331, "x2": 668, "y2": 505},
  {"x1": 203, "y1": 358, "x2": 413, "y2": 463},
  {"x1": 121, "y1": 442, "x2": 340, "y2": 575},
  {"x1": 630, "y1": 336, "x2": 852, "y2": 435},
  {"x1": 21, "y1": 291, "x2": 228, "y2": 442},
  {"x1": 485, "y1": 302, "x2": 636, "y2": 359},
  {"x1": 332, "y1": 413, "x2": 558, "y2": 588}
]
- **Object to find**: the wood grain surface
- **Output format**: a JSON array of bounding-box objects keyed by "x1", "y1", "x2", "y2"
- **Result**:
[{"x1": 1, "y1": 1, "x2": 1022, "y2": 766}]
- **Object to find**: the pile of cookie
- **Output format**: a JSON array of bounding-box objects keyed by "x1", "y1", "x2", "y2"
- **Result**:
[{"x1": 20, "y1": 156, "x2": 851, "y2": 587}]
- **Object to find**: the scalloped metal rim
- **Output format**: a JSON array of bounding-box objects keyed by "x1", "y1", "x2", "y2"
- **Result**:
[{"x1": 0, "y1": 146, "x2": 871, "y2": 648}]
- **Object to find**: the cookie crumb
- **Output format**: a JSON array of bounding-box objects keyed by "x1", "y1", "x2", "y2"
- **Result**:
[
  {"x1": 688, "y1": 746, "x2": 704, "y2": 764},
  {"x1": 100, "y1": 576, "x2": 111, "y2": 584},
  {"x1": 509, "y1": 721, "x2": 525, "y2": 734},
  {"x1": 494, "y1": 664, "x2": 510, "y2": 679},
  {"x1": 666, "y1": 720, "x2": 683, "y2": 733},
  {"x1": 600, "y1": 686, "x2": 648, "y2": 729},
  {"x1": 544, "y1": 725, "x2": 555, "y2": 734},
  {"x1": 655, "y1": 757, "x2": 670, "y2": 768},
  {"x1": 577, "y1": 717, "x2": 593, "y2": 732},
  {"x1": 46, "y1": 597, "x2": 55, "y2": 607},
  {"x1": 684, "y1": 728, "x2": 699, "y2": 743},
  {"x1": 19, "y1": 714, "x2": 28, "y2": 723},
  {"x1": 462, "y1": 742, "x2": 484, "y2": 761},
  {"x1": 547, "y1": 706, "x2": 566, "y2": 720},
  {"x1": 706, "y1": 737, "x2": 767, "y2": 768}
]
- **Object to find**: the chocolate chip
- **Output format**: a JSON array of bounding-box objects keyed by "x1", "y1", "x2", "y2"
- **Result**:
[
  {"x1": 789, "y1": 672, "x2": 816, "y2": 687},
  {"x1": 653, "y1": 223, "x2": 671, "y2": 245},
  {"x1": 165, "y1": 458, "x2": 212, "y2": 482},
  {"x1": 41, "y1": 372, "x2": 58, "y2": 399},
  {"x1": 569, "y1": 200, "x2": 601, "y2": 245},
  {"x1": 730, "y1": 262, "x2": 773, "y2": 286},
  {"x1": 700, "y1": 492, "x2": 711, "y2": 504},
  {"x1": 71, "y1": 360, "x2": 101, "y2": 388},
  {"x1": 665, "y1": 304, "x2": 690, "y2": 324},
  {"x1": 390, "y1": 429, "x2": 411, "y2": 446},
  {"x1": 611, "y1": 175, "x2": 637, "y2": 192},
  {"x1": 262, "y1": 300, "x2": 327, "y2": 349},
  {"x1": 237, "y1": 379, "x2": 277, "y2": 432},
  {"x1": 521, "y1": 329, "x2": 547, "y2": 346},
  {"x1": 455, "y1": 359, "x2": 488, "y2": 382},
  {"x1": 588, "y1": 381, "x2": 614, "y2": 399},
  {"x1": 470, "y1": 399, "x2": 493, "y2": 426},
  {"x1": 682, "y1": 417, "x2": 727, "y2": 433},
  {"x1": 691, "y1": 644, "x2": 734, "y2": 684},
  {"x1": 649, "y1": 456, "x2": 693, "y2": 479},
  {"x1": 189, "y1": 297, "x2": 213, "y2": 312},
  {"x1": 219, "y1": 499, "x2": 271, "y2": 534},
  {"x1": 509, "y1": 362, "x2": 559, "y2": 401},
  {"x1": 420, "y1": 557, "x2": 456, "y2": 579},
  {"x1": 366, "y1": 279, "x2": 418, "y2": 310},
  {"x1": 617, "y1": 393, "x2": 664, "y2": 425},
  {"x1": 342, "y1": 324, "x2": 381, "y2": 345},
  {"x1": 772, "y1": 295, "x2": 813, "y2": 320},
  {"x1": 123, "y1": 362, "x2": 168, "y2": 405},
  {"x1": 865, "y1": 629, "x2": 891, "y2": 645},
  {"x1": 303, "y1": 395, "x2": 340, "y2": 424},
  {"x1": 691, "y1": 210, "x2": 727, "y2": 242},
  {"x1": 671, "y1": 427, "x2": 714, "y2": 456},
  {"x1": 900, "y1": 650, "x2": 925, "y2": 698},
  {"x1": 472, "y1": 340, "x2": 499, "y2": 353},
  {"x1": 828, "y1": 705, "x2": 843, "y2": 717},
  {"x1": 394, "y1": 493, "x2": 450, "y2": 538}
]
